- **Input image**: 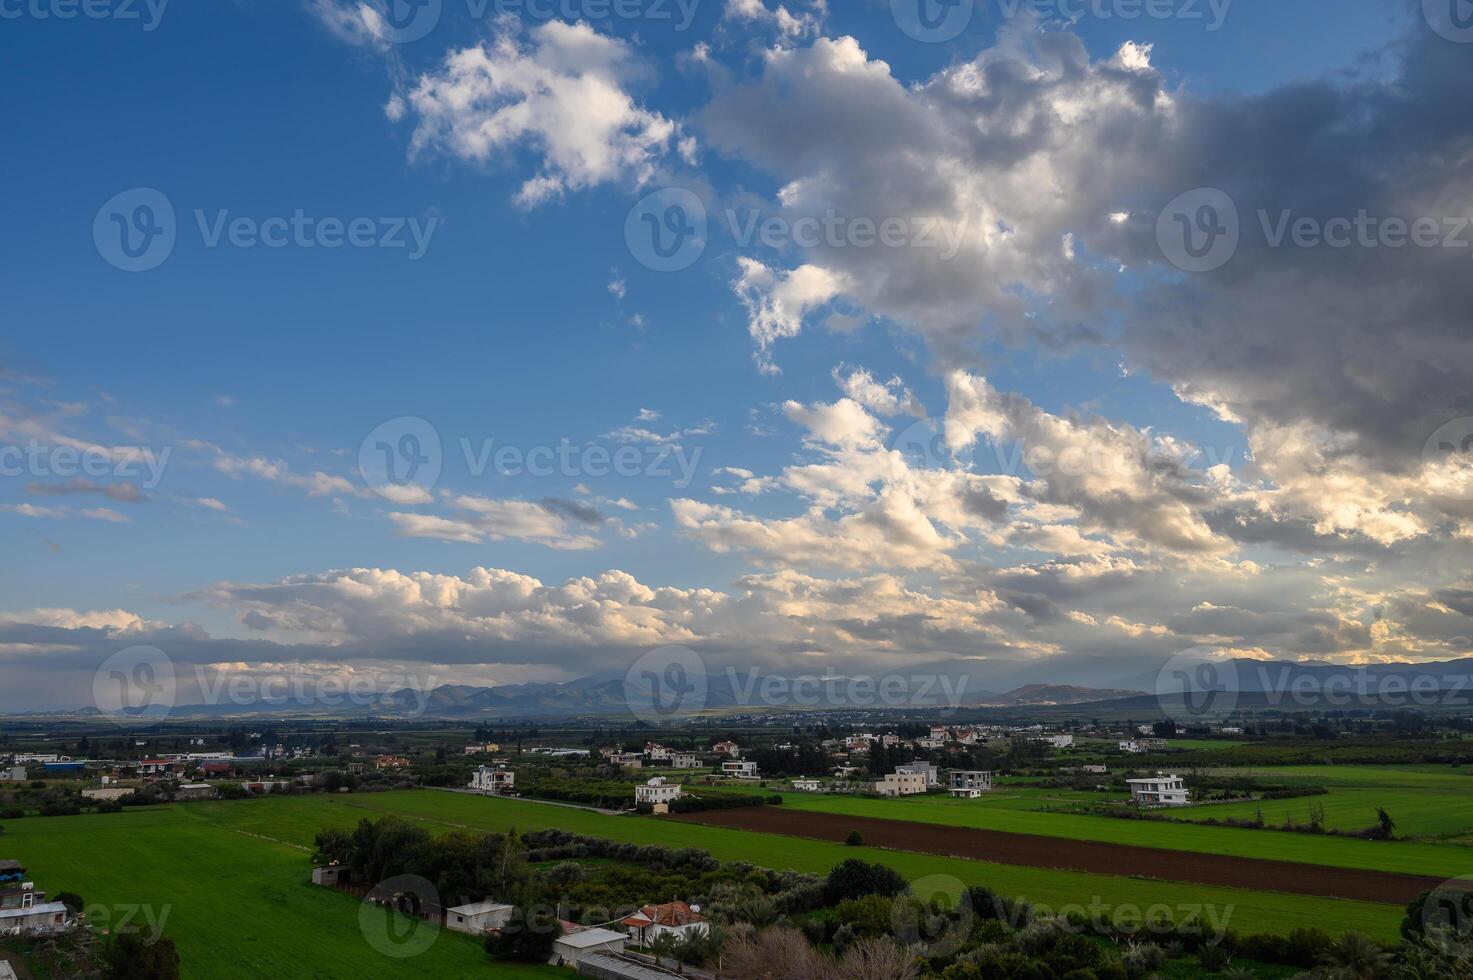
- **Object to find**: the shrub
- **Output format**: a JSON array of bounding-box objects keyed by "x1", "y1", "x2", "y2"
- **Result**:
[
  {"x1": 823, "y1": 859, "x2": 906, "y2": 905},
  {"x1": 844, "y1": 830, "x2": 863, "y2": 846}
]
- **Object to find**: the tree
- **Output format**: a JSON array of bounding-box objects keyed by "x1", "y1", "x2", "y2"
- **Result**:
[
  {"x1": 823, "y1": 859, "x2": 906, "y2": 905},
  {"x1": 1315, "y1": 931, "x2": 1390, "y2": 979},
  {"x1": 1375, "y1": 807, "x2": 1396, "y2": 840},
  {"x1": 54, "y1": 891, "x2": 85, "y2": 915},
  {"x1": 105, "y1": 933, "x2": 181, "y2": 980},
  {"x1": 485, "y1": 904, "x2": 561, "y2": 963},
  {"x1": 845, "y1": 830, "x2": 864, "y2": 846}
]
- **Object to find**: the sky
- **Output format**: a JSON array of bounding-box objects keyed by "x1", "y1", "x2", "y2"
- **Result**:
[{"x1": 2, "y1": 0, "x2": 1472, "y2": 711}]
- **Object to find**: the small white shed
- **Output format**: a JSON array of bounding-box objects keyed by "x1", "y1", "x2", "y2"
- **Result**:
[
  {"x1": 446, "y1": 901, "x2": 514, "y2": 935},
  {"x1": 553, "y1": 927, "x2": 627, "y2": 966}
]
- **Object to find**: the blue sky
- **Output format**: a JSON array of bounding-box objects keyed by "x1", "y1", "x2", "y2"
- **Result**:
[{"x1": 3, "y1": 0, "x2": 1471, "y2": 710}]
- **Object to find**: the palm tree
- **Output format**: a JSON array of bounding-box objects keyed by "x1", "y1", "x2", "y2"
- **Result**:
[{"x1": 1318, "y1": 931, "x2": 1392, "y2": 979}]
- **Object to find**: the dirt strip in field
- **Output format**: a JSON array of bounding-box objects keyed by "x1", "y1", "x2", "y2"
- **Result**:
[{"x1": 672, "y1": 807, "x2": 1444, "y2": 904}]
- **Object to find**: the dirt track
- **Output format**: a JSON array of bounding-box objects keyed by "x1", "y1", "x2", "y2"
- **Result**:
[{"x1": 673, "y1": 807, "x2": 1444, "y2": 903}]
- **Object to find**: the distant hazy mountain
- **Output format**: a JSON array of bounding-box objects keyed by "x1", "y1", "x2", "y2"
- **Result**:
[{"x1": 14, "y1": 654, "x2": 1473, "y2": 720}]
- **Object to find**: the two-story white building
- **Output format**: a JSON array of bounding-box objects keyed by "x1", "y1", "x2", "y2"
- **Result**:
[
  {"x1": 670, "y1": 753, "x2": 702, "y2": 769},
  {"x1": 1127, "y1": 773, "x2": 1189, "y2": 807},
  {"x1": 468, "y1": 766, "x2": 515, "y2": 795},
  {"x1": 635, "y1": 776, "x2": 683, "y2": 807},
  {"x1": 721, "y1": 760, "x2": 759, "y2": 779}
]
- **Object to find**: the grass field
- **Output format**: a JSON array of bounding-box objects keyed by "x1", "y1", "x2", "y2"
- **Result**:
[
  {"x1": 0, "y1": 788, "x2": 1428, "y2": 977},
  {"x1": 1184, "y1": 765, "x2": 1473, "y2": 841},
  {"x1": 0, "y1": 804, "x2": 560, "y2": 980},
  {"x1": 732, "y1": 768, "x2": 1473, "y2": 878}
]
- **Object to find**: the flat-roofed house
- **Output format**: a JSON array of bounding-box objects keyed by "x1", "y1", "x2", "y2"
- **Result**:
[
  {"x1": 874, "y1": 770, "x2": 927, "y2": 797},
  {"x1": 634, "y1": 777, "x2": 683, "y2": 807},
  {"x1": 1127, "y1": 773, "x2": 1189, "y2": 806},
  {"x1": 469, "y1": 766, "x2": 515, "y2": 795},
  {"x1": 948, "y1": 770, "x2": 994, "y2": 798},
  {"x1": 0, "y1": 901, "x2": 72, "y2": 937}
]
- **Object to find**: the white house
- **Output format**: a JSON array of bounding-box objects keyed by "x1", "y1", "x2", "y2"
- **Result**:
[
  {"x1": 469, "y1": 766, "x2": 515, "y2": 795},
  {"x1": 895, "y1": 761, "x2": 939, "y2": 789},
  {"x1": 790, "y1": 778, "x2": 822, "y2": 791},
  {"x1": 176, "y1": 783, "x2": 216, "y2": 800},
  {"x1": 0, "y1": 902, "x2": 72, "y2": 938},
  {"x1": 1118, "y1": 740, "x2": 1144, "y2": 754},
  {"x1": 0, "y1": 767, "x2": 24, "y2": 782},
  {"x1": 620, "y1": 901, "x2": 710, "y2": 947},
  {"x1": 1049, "y1": 734, "x2": 1075, "y2": 749},
  {"x1": 721, "y1": 760, "x2": 759, "y2": 779},
  {"x1": 609, "y1": 753, "x2": 645, "y2": 769},
  {"x1": 711, "y1": 741, "x2": 741, "y2": 757},
  {"x1": 644, "y1": 743, "x2": 673, "y2": 761},
  {"x1": 670, "y1": 753, "x2": 701, "y2": 769},
  {"x1": 874, "y1": 770, "x2": 928, "y2": 797},
  {"x1": 446, "y1": 901, "x2": 513, "y2": 936},
  {"x1": 948, "y1": 770, "x2": 994, "y2": 798},
  {"x1": 1127, "y1": 773, "x2": 1190, "y2": 806},
  {"x1": 552, "y1": 927, "x2": 627, "y2": 966},
  {"x1": 635, "y1": 777, "x2": 683, "y2": 807}
]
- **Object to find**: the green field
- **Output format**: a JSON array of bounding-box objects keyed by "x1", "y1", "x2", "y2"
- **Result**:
[
  {"x1": 1, "y1": 786, "x2": 1434, "y2": 977},
  {"x1": 0, "y1": 803, "x2": 561, "y2": 980},
  {"x1": 743, "y1": 769, "x2": 1473, "y2": 878},
  {"x1": 1184, "y1": 765, "x2": 1473, "y2": 841}
]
